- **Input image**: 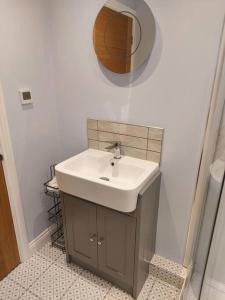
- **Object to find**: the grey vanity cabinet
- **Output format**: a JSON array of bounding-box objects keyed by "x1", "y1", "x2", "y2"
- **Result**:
[
  {"x1": 62, "y1": 173, "x2": 161, "y2": 299},
  {"x1": 97, "y1": 207, "x2": 136, "y2": 286},
  {"x1": 63, "y1": 195, "x2": 136, "y2": 286},
  {"x1": 63, "y1": 195, "x2": 98, "y2": 268}
]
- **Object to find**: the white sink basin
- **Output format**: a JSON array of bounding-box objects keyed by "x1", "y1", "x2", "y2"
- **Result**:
[{"x1": 55, "y1": 149, "x2": 159, "y2": 213}]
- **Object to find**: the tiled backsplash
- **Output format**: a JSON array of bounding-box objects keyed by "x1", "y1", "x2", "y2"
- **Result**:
[{"x1": 87, "y1": 119, "x2": 164, "y2": 163}]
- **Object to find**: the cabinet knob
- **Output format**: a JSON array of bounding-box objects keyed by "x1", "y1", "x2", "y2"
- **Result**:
[
  {"x1": 89, "y1": 234, "x2": 96, "y2": 243},
  {"x1": 97, "y1": 238, "x2": 104, "y2": 246}
]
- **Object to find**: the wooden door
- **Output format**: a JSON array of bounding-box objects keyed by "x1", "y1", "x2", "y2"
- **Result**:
[
  {"x1": 63, "y1": 195, "x2": 98, "y2": 268},
  {"x1": 94, "y1": 6, "x2": 133, "y2": 73},
  {"x1": 0, "y1": 157, "x2": 20, "y2": 280},
  {"x1": 97, "y1": 207, "x2": 136, "y2": 286}
]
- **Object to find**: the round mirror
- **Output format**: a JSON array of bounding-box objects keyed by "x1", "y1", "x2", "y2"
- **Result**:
[{"x1": 93, "y1": 0, "x2": 156, "y2": 74}]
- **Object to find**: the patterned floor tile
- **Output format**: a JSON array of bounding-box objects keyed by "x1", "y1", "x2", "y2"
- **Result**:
[
  {"x1": 0, "y1": 242, "x2": 183, "y2": 300},
  {"x1": 149, "y1": 254, "x2": 186, "y2": 289},
  {"x1": 107, "y1": 286, "x2": 134, "y2": 300},
  {"x1": 8, "y1": 254, "x2": 51, "y2": 289},
  {"x1": 54, "y1": 253, "x2": 82, "y2": 275},
  {"x1": 37, "y1": 241, "x2": 63, "y2": 262},
  {"x1": 148, "y1": 280, "x2": 180, "y2": 299},
  {"x1": 150, "y1": 255, "x2": 186, "y2": 279},
  {"x1": 79, "y1": 268, "x2": 112, "y2": 291},
  {"x1": 19, "y1": 290, "x2": 41, "y2": 300},
  {"x1": 104, "y1": 295, "x2": 118, "y2": 300},
  {"x1": 29, "y1": 263, "x2": 77, "y2": 300},
  {"x1": 0, "y1": 277, "x2": 26, "y2": 300},
  {"x1": 61, "y1": 276, "x2": 111, "y2": 300},
  {"x1": 149, "y1": 264, "x2": 183, "y2": 289},
  {"x1": 138, "y1": 275, "x2": 155, "y2": 299},
  {"x1": 107, "y1": 275, "x2": 154, "y2": 300}
]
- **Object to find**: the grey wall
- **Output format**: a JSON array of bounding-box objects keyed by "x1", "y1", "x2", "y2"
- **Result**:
[
  {"x1": 50, "y1": 0, "x2": 225, "y2": 264},
  {"x1": 0, "y1": 0, "x2": 62, "y2": 241},
  {"x1": 0, "y1": 0, "x2": 224, "y2": 264}
]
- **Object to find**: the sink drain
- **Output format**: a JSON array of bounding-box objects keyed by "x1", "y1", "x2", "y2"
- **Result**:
[{"x1": 99, "y1": 177, "x2": 110, "y2": 182}]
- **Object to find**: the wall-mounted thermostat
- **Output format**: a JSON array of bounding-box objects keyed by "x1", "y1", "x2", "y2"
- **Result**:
[{"x1": 19, "y1": 89, "x2": 33, "y2": 105}]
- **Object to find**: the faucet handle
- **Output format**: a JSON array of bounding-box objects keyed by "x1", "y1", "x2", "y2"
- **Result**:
[
  {"x1": 113, "y1": 141, "x2": 121, "y2": 147},
  {"x1": 105, "y1": 141, "x2": 121, "y2": 150}
]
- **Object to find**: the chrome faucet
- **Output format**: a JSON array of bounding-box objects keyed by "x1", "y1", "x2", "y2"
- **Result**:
[{"x1": 105, "y1": 142, "x2": 122, "y2": 159}]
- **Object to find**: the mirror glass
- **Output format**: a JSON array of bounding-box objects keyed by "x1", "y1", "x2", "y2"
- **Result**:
[{"x1": 93, "y1": 0, "x2": 156, "y2": 74}]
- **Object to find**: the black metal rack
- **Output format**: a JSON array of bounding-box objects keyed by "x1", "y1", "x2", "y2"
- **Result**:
[{"x1": 44, "y1": 165, "x2": 65, "y2": 251}]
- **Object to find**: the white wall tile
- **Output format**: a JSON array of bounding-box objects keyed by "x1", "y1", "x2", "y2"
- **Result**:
[
  {"x1": 147, "y1": 151, "x2": 161, "y2": 163},
  {"x1": 87, "y1": 129, "x2": 98, "y2": 140},
  {"x1": 87, "y1": 119, "x2": 98, "y2": 130},
  {"x1": 148, "y1": 140, "x2": 162, "y2": 153},
  {"x1": 98, "y1": 121, "x2": 148, "y2": 138},
  {"x1": 148, "y1": 128, "x2": 164, "y2": 141}
]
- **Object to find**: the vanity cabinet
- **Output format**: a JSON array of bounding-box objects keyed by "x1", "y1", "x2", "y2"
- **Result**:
[
  {"x1": 97, "y1": 207, "x2": 136, "y2": 286},
  {"x1": 64, "y1": 197, "x2": 98, "y2": 268},
  {"x1": 62, "y1": 173, "x2": 161, "y2": 299},
  {"x1": 63, "y1": 196, "x2": 136, "y2": 285}
]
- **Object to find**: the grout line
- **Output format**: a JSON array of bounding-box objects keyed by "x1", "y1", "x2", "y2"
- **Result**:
[
  {"x1": 91, "y1": 140, "x2": 147, "y2": 152},
  {"x1": 113, "y1": 143, "x2": 147, "y2": 151},
  {"x1": 98, "y1": 130, "x2": 148, "y2": 140},
  {"x1": 7, "y1": 277, "x2": 28, "y2": 300},
  {"x1": 146, "y1": 280, "x2": 156, "y2": 299},
  {"x1": 89, "y1": 138, "x2": 160, "y2": 152},
  {"x1": 20, "y1": 290, "x2": 43, "y2": 300},
  {"x1": 103, "y1": 285, "x2": 113, "y2": 299},
  {"x1": 97, "y1": 127, "x2": 100, "y2": 143},
  {"x1": 27, "y1": 257, "x2": 53, "y2": 289},
  {"x1": 88, "y1": 128, "x2": 163, "y2": 142},
  {"x1": 147, "y1": 277, "x2": 182, "y2": 299},
  {"x1": 89, "y1": 128, "x2": 164, "y2": 142},
  {"x1": 8, "y1": 242, "x2": 182, "y2": 300},
  {"x1": 93, "y1": 119, "x2": 164, "y2": 131},
  {"x1": 146, "y1": 128, "x2": 150, "y2": 161},
  {"x1": 58, "y1": 276, "x2": 78, "y2": 300},
  {"x1": 36, "y1": 249, "x2": 79, "y2": 300},
  {"x1": 8, "y1": 255, "x2": 54, "y2": 300}
]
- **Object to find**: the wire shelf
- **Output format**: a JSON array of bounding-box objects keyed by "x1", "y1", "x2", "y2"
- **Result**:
[{"x1": 44, "y1": 164, "x2": 65, "y2": 251}]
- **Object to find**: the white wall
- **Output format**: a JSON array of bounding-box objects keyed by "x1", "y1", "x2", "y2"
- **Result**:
[
  {"x1": 0, "y1": 0, "x2": 62, "y2": 241},
  {"x1": 132, "y1": 1, "x2": 155, "y2": 71},
  {"x1": 50, "y1": 0, "x2": 225, "y2": 264}
]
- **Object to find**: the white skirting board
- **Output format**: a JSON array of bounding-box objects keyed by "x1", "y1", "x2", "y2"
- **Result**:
[{"x1": 29, "y1": 225, "x2": 56, "y2": 256}]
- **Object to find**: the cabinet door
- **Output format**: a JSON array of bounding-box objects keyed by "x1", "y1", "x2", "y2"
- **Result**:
[
  {"x1": 97, "y1": 207, "x2": 136, "y2": 286},
  {"x1": 63, "y1": 195, "x2": 98, "y2": 268}
]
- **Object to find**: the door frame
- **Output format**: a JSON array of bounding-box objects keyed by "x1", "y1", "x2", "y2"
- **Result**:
[{"x1": 0, "y1": 82, "x2": 30, "y2": 262}]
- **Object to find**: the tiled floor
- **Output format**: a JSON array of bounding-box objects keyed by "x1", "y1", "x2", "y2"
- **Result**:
[
  {"x1": 0, "y1": 242, "x2": 181, "y2": 300},
  {"x1": 149, "y1": 255, "x2": 187, "y2": 290}
]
